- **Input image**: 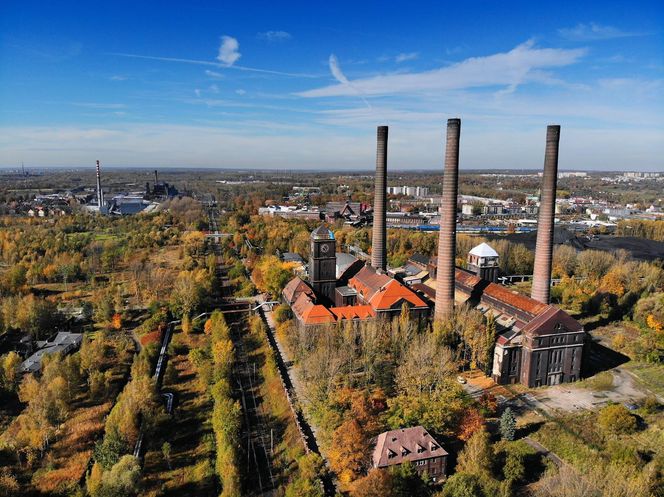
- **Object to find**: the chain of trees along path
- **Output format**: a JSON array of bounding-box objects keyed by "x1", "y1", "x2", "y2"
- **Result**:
[{"x1": 255, "y1": 301, "x2": 336, "y2": 496}]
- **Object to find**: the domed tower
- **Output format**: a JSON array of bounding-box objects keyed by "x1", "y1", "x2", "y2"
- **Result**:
[
  {"x1": 467, "y1": 242, "x2": 499, "y2": 282},
  {"x1": 310, "y1": 225, "x2": 337, "y2": 303}
]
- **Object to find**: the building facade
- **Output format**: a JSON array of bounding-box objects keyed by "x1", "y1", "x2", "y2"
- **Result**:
[
  {"x1": 309, "y1": 226, "x2": 337, "y2": 304},
  {"x1": 372, "y1": 426, "x2": 448, "y2": 483}
]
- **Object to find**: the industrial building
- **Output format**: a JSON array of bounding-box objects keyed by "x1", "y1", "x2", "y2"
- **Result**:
[{"x1": 282, "y1": 121, "x2": 586, "y2": 388}]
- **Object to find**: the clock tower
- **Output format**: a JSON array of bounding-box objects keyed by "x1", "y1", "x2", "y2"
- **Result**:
[{"x1": 310, "y1": 225, "x2": 337, "y2": 303}]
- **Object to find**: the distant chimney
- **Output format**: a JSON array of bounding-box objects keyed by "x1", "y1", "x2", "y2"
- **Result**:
[
  {"x1": 371, "y1": 126, "x2": 388, "y2": 271},
  {"x1": 435, "y1": 118, "x2": 461, "y2": 320},
  {"x1": 154, "y1": 169, "x2": 159, "y2": 184},
  {"x1": 531, "y1": 125, "x2": 560, "y2": 304},
  {"x1": 96, "y1": 160, "x2": 104, "y2": 209}
]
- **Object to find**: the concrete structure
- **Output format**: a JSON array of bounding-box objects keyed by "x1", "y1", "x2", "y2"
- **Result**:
[
  {"x1": 371, "y1": 126, "x2": 388, "y2": 271},
  {"x1": 372, "y1": 426, "x2": 448, "y2": 483},
  {"x1": 435, "y1": 118, "x2": 460, "y2": 320},
  {"x1": 531, "y1": 125, "x2": 560, "y2": 304}
]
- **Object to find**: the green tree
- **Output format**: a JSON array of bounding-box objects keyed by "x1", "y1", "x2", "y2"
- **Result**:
[
  {"x1": 96, "y1": 455, "x2": 141, "y2": 497},
  {"x1": 457, "y1": 429, "x2": 493, "y2": 477},
  {"x1": 440, "y1": 473, "x2": 486, "y2": 497},
  {"x1": 285, "y1": 453, "x2": 325, "y2": 497},
  {"x1": 93, "y1": 430, "x2": 126, "y2": 470},
  {"x1": 499, "y1": 408, "x2": 516, "y2": 441},
  {"x1": 162, "y1": 441, "x2": 172, "y2": 470}
]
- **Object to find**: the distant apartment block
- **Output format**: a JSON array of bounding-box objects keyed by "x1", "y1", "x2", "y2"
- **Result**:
[{"x1": 387, "y1": 185, "x2": 430, "y2": 197}]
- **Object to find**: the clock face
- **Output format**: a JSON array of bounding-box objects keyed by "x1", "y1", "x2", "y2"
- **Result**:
[{"x1": 320, "y1": 243, "x2": 330, "y2": 254}]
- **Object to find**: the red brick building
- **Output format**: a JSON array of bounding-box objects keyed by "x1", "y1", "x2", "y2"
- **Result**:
[{"x1": 282, "y1": 225, "x2": 429, "y2": 327}]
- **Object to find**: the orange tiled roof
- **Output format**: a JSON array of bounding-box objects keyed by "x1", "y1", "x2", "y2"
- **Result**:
[
  {"x1": 455, "y1": 268, "x2": 483, "y2": 289},
  {"x1": 349, "y1": 266, "x2": 428, "y2": 310},
  {"x1": 482, "y1": 283, "x2": 548, "y2": 317},
  {"x1": 349, "y1": 266, "x2": 392, "y2": 300},
  {"x1": 369, "y1": 279, "x2": 428, "y2": 310},
  {"x1": 283, "y1": 277, "x2": 313, "y2": 304},
  {"x1": 330, "y1": 305, "x2": 376, "y2": 320},
  {"x1": 291, "y1": 292, "x2": 336, "y2": 325}
]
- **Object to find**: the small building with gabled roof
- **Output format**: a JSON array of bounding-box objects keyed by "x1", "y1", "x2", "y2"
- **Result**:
[{"x1": 372, "y1": 426, "x2": 448, "y2": 482}]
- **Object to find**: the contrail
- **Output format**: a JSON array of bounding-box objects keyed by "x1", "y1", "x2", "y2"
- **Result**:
[
  {"x1": 110, "y1": 52, "x2": 323, "y2": 79},
  {"x1": 328, "y1": 54, "x2": 372, "y2": 110}
]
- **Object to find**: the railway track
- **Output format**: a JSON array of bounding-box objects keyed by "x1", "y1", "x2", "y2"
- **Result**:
[{"x1": 232, "y1": 315, "x2": 277, "y2": 495}]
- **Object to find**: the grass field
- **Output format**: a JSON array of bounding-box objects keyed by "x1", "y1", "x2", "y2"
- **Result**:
[{"x1": 623, "y1": 362, "x2": 664, "y2": 398}]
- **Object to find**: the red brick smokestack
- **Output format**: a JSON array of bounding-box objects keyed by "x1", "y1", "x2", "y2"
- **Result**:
[
  {"x1": 371, "y1": 126, "x2": 388, "y2": 271},
  {"x1": 435, "y1": 118, "x2": 460, "y2": 320},
  {"x1": 531, "y1": 125, "x2": 561, "y2": 304}
]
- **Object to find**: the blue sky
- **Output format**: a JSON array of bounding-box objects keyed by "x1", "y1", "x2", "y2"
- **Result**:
[{"x1": 0, "y1": 0, "x2": 662, "y2": 170}]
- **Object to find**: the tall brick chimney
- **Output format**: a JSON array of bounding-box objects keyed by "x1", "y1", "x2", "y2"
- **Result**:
[
  {"x1": 531, "y1": 125, "x2": 561, "y2": 304},
  {"x1": 371, "y1": 126, "x2": 388, "y2": 271},
  {"x1": 95, "y1": 160, "x2": 104, "y2": 209},
  {"x1": 435, "y1": 118, "x2": 461, "y2": 320}
]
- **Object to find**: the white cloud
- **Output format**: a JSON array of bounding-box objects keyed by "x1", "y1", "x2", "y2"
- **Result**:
[
  {"x1": 299, "y1": 41, "x2": 586, "y2": 97},
  {"x1": 558, "y1": 23, "x2": 643, "y2": 41},
  {"x1": 395, "y1": 52, "x2": 419, "y2": 63},
  {"x1": 1, "y1": 123, "x2": 662, "y2": 171},
  {"x1": 205, "y1": 70, "x2": 224, "y2": 79},
  {"x1": 109, "y1": 75, "x2": 127, "y2": 81},
  {"x1": 194, "y1": 89, "x2": 201, "y2": 97},
  {"x1": 72, "y1": 102, "x2": 126, "y2": 109},
  {"x1": 217, "y1": 35, "x2": 241, "y2": 66},
  {"x1": 235, "y1": 89, "x2": 247, "y2": 95},
  {"x1": 208, "y1": 84, "x2": 219, "y2": 93},
  {"x1": 258, "y1": 30, "x2": 292, "y2": 42}
]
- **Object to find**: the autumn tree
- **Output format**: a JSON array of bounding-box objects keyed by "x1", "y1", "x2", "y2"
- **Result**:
[
  {"x1": 328, "y1": 418, "x2": 367, "y2": 485},
  {"x1": 598, "y1": 404, "x2": 637, "y2": 435},
  {"x1": 1, "y1": 352, "x2": 21, "y2": 392},
  {"x1": 351, "y1": 469, "x2": 395, "y2": 497},
  {"x1": 458, "y1": 408, "x2": 485, "y2": 442}
]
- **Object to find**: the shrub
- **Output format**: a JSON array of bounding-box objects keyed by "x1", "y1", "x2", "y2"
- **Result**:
[{"x1": 597, "y1": 404, "x2": 637, "y2": 435}]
